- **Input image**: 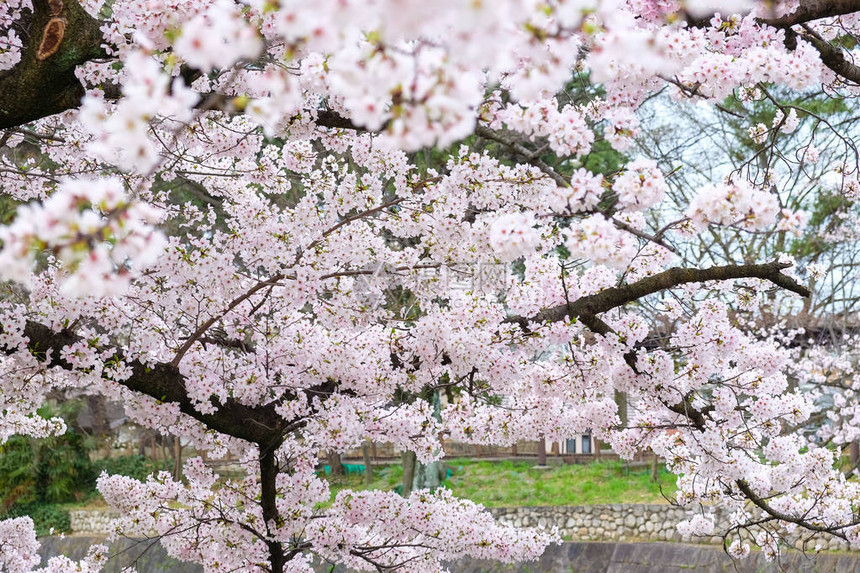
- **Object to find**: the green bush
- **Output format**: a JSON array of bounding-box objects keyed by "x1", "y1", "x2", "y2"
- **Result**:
[
  {"x1": 0, "y1": 427, "x2": 94, "y2": 506},
  {"x1": 0, "y1": 402, "x2": 95, "y2": 537},
  {"x1": 0, "y1": 435, "x2": 38, "y2": 507},
  {"x1": 0, "y1": 502, "x2": 72, "y2": 536}
]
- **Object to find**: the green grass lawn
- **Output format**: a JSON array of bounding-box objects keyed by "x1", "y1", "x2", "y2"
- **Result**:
[
  {"x1": 324, "y1": 459, "x2": 676, "y2": 507},
  {"x1": 11, "y1": 458, "x2": 676, "y2": 535}
]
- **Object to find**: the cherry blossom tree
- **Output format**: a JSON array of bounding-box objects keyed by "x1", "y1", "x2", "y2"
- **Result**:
[{"x1": 3, "y1": 0, "x2": 860, "y2": 571}]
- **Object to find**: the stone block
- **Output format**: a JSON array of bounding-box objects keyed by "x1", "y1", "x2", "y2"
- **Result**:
[{"x1": 624, "y1": 515, "x2": 636, "y2": 528}]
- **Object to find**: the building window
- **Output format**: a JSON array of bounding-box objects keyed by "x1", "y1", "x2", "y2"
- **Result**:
[
  {"x1": 581, "y1": 434, "x2": 592, "y2": 454},
  {"x1": 565, "y1": 438, "x2": 576, "y2": 454}
]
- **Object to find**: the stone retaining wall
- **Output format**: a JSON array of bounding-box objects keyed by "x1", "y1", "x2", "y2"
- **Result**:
[
  {"x1": 489, "y1": 504, "x2": 702, "y2": 543},
  {"x1": 69, "y1": 510, "x2": 119, "y2": 535},
  {"x1": 488, "y1": 504, "x2": 851, "y2": 551},
  {"x1": 70, "y1": 505, "x2": 852, "y2": 552}
]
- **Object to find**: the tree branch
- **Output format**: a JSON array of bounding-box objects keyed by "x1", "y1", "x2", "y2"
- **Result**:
[
  {"x1": 682, "y1": 1, "x2": 860, "y2": 86},
  {"x1": 20, "y1": 321, "x2": 291, "y2": 446},
  {"x1": 667, "y1": 388, "x2": 856, "y2": 537},
  {"x1": 763, "y1": 0, "x2": 860, "y2": 85},
  {"x1": 0, "y1": 0, "x2": 106, "y2": 129},
  {"x1": 4, "y1": 1, "x2": 860, "y2": 130},
  {"x1": 171, "y1": 275, "x2": 284, "y2": 367},
  {"x1": 541, "y1": 256, "x2": 847, "y2": 539},
  {"x1": 473, "y1": 125, "x2": 569, "y2": 188},
  {"x1": 794, "y1": 29, "x2": 860, "y2": 85},
  {"x1": 762, "y1": 0, "x2": 860, "y2": 28},
  {"x1": 508, "y1": 260, "x2": 809, "y2": 330},
  {"x1": 611, "y1": 216, "x2": 677, "y2": 253}
]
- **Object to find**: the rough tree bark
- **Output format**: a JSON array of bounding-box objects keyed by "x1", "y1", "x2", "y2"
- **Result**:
[{"x1": 0, "y1": 0, "x2": 105, "y2": 129}]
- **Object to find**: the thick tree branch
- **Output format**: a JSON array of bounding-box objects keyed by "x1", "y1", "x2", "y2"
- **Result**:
[
  {"x1": 682, "y1": 2, "x2": 860, "y2": 86},
  {"x1": 794, "y1": 29, "x2": 860, "y2": 84},
  {"x1": 763, "y1": 0, "x2": 860, "y2": 85},
  {"x1": 545, "y1": 257, "x2": 848, "y2": 539},
  {"x1": 21, "y1": 321, "x2": 291, "y2": 446},
  {"x1": 316, "y1": 109, "x2": 372, "y2": 131},
  {"x1": 0, "y1": 0, "x2": 106, "y2": 129},
  {"x1": 735, "y1": 479, "x2": 851, "y2": 537},
  {"x1": 21, "y1": 321, "x2": 293, "y2": 572},
  {"x1": 763, "y1": 0, "x2": 860, "y2": 28},
  {"x1": 508, "y1": 261, "x2": 809, "y2": 330}
]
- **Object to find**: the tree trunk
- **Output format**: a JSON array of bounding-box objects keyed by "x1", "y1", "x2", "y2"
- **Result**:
[
  {"x1": 362, "y1": 441, "x2": 373, "y2": 485},
  {"x1": 173, "y1": 435, "x2": 182, "y2": 481},
  {"x1": 409, "y1": 389, "x2": 444, "y2": 492},
  {"x1": 615, "y1": 389, "x2": 628, "y2": 427},
  {"x1": 138, "y1": 429, "x2": 148, "y2": 456},
  {"x1": 327, "y1": 450, "x2": 343, "y2": 476},
  {"x1": 651, "y1": 453, "x2": 659, "y2": 482},
  {"x1": 86, "y1": 394, "x2": 109, "y2": 455},
  {"x1": 851, "y1": 441, "x2": 859, "y2": 467},
  {"x1": 412, "y1": 457, "x2": 443, "y2": 492},
  {"x1": 401, "y1": 450, "x2": 417, "y2": 498},
  {"x1": 537, "y1": 436, "x2": 546, "y2": 466},
  {"x1": 260, "y1": 446, "x2": 285, "y2": 573}
]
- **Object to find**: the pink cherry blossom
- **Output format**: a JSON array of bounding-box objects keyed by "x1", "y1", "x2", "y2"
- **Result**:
[{"x1": 2, "y1": 0, "x2": 860, "y2": 570}]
